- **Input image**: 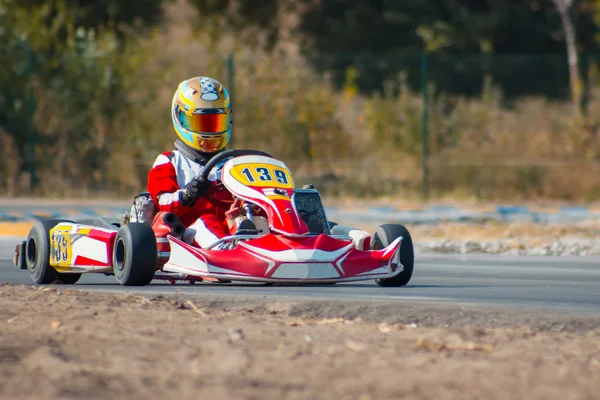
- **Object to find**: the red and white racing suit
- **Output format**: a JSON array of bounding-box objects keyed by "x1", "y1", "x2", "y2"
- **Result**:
[{"x1": 147, "y1": 150, "x2": 231, "y2": 248}]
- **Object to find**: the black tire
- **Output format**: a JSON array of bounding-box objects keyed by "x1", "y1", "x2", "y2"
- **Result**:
[
  {"x1": 26, "y1": 220, "x2": 60, "y2": 284},
  {"x1": 370, "y1": 224, "x2": 414, "y2": 287},
  {"x1": 26, "y1": 219, "x2": 83, "y2": 285},
  {"x1": 113, "y1": 223, "x2": 157, "y2": 286},
  {"x1": 25, "y1": 219, "x2": 81, "y2": 285},
  {"x1": 55, "y1": 273, "x2": 82, "y2": 284}
]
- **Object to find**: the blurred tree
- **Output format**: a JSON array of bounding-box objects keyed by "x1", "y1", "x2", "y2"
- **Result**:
[
  {"x1": 188, "y1": 0, "x2": 600, "y2": 98},
  {"x1": 551, "y1": 0, "x2": 582, "y2": 110},
  {"x1": 0, "y1": 0, "x2": 165, "y2": 192},
  {"x1": 188, "y1": 0, "x2": 282, "y2": 48},
  {"x1": 7, "y1": 0, "x2": 164, "y2": 35}
]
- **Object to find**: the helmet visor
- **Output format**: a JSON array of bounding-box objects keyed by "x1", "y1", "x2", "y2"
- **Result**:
[
  {"x1": 196, "y1": 133, "x2": 229, "y2": 153},
  {"x1": 179, "y1": 109, "x2": 230, "y2": 133}
]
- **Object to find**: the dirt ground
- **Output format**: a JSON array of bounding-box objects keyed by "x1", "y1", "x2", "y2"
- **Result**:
[{"x1": 1, "y1": 284, "x2": 599, "y2": 400}]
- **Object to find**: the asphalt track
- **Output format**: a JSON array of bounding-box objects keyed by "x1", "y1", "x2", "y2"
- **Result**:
[
  {"x1": 1, "y1": 237, "x2": 600, "y2": 315},
  {"x1": 2, "y1": 197, "x2": 600, "y2": 225}
]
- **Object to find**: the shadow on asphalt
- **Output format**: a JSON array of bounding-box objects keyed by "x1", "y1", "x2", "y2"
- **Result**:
[{"x1": 65, "y1": 282, "x2": 494, "y2": 290}]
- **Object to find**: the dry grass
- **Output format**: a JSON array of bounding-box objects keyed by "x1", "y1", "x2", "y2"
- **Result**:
[
  {"x1": 408, "y1": 221, "x2": 600, "y2": 241},
  {"x1": 2, "y1": 1, "x2": 600, "y2": 201}
]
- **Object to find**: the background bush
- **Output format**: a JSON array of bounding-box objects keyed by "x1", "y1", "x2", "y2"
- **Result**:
[{"x1": 2, "y1": 1, "x2": 600, "y2": 201}]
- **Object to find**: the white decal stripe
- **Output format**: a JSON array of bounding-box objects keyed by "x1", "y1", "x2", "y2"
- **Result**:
[
  {"x1": 241, "y1": 249, "x2": 277, "y2": 275},
  {"x1": 228, "y1": 155, "x2": 289, "y2": 170},
  {"x1": 290, "y1": 195, "x2": 306, "y2": 228},
  {"x1": 238, "y1": 242, "x2": 354, "y2": 263},
  {"x1": 357, "y1": 266, "x2": 400, "y2": 276},
  {"x1": 271, "y1": 263, "x2": 340, "y2": 279},
  {"x1": 152, "y1": 154, "x2": 171, "y2": 167},
  {"x1": 164, "y1": 238, "x2": 249, "y2": 276},
  {"x1": 188, "y1": 218, "x2": 221, "y2": 249},
  {"x1": 335, "y1": 252, "x2": 350, "y2": 276},
  {"x1": 158, "y1": 191, "x2": 181, "y2": 206},
  {"x1": 383, "y1": 237, "x2": 402, "y2": 257},
  {"x1": 164, "y1": 238, "x2": 209, "y2": 273},
  {"x1": 71, "y1": 236, "x2": 108, "y2": 264}
]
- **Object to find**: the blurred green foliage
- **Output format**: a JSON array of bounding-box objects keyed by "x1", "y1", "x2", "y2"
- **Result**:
[
  {"x1": 1, "y1": 0, "x2": 600, "y2": 201},
  {"x1": 191, "y1": 0, "x2": 600, "y2": 97},
  {"x1": 0, "y1": 0, "x2": 165, "y2": 194}
]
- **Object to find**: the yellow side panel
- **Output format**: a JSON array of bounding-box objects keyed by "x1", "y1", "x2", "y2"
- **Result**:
[{"x1": 49, "y1": 225, "x2": 73, "y2": 272}]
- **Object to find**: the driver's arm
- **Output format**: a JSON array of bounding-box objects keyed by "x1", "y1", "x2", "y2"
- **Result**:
[{"x1": 147, "y1": 153, "x2": 198, "y2": 216}]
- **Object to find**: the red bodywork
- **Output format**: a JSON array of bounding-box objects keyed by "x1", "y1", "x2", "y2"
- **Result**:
[
  {"x1": 57, "y1": 155, "x2": 404, "y2": 283},
  {"x1": 162, "y1": 232, "x2": 402, "y2": 283},
  {"x1": 154, "y1": 155, "x2": 405, "y2": 283}
]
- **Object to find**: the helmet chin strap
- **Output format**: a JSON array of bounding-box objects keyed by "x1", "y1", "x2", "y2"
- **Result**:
[{"x1": 174, "y1": 139, "x2": 224, "y2": 164}]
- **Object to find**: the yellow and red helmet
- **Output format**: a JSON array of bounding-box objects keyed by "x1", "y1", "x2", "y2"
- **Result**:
[{"x1": 171, "y1": 77, "x2": 232, "y2": 153}]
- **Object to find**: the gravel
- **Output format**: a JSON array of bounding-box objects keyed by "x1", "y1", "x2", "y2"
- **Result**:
[{"x1": 416, "y1": 238, "x2": 600, "y2": 256}]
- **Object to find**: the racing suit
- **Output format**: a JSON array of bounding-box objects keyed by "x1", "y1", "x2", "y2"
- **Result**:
[{"x1": 147, "y1": 149, "x2": 231, "y2": 248}]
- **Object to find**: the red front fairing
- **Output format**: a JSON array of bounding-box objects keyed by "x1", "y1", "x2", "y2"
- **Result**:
[
  {"x1": 220, "y1": 156, "x2": 311, "y2": 235},
  {"x1": 250, "y1": 193, "x2": 310, "y2": 236},
  {"x1": 163, "y1": 233, "x2": 403, "y2": 283}
]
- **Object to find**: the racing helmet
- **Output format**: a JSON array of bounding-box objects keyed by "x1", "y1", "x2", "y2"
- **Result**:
[{"x1": 171, "y1": 77, "x2": 232, "y2": 154}]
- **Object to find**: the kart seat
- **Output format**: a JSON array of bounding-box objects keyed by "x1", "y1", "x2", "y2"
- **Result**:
[{"x1": 126, "y1": 192, "x2": 158, "y2": 224}]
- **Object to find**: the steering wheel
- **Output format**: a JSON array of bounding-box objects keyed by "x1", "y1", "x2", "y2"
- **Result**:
[{"x1": 201, "y1": 149, "x2": 273, "y2": 209}]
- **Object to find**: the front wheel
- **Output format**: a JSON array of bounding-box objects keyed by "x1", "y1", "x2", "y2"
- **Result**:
[
  {"x1": 370, "y1": 224, "x2": 414, "y2": 287},
  {"x1": 113, "y1": 223, "x2": 157, "y2": 286}
]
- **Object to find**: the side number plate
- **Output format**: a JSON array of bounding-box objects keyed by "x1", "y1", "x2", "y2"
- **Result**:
[{"x1": 50, "y1": 226, "x2": 72, "y2": 268}]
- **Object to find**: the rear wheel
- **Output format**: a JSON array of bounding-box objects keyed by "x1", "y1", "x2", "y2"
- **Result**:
[
  {"x1": 370, "y1": 224, "x2": 414, "y2": 287},
  {"x1": 26, "y1": 220, "x2": 59, "y2": 284},
  {"x1": 26, "y1": 219, "x2": 83, "y2": 285},
  {"x1": 113, "y1": 223, "x2": 157, "y2": 286}
]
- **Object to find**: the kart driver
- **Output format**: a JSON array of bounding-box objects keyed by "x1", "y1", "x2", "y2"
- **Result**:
[{"x1": 147, "y1": 76, "x2": 243, "y2": 248}]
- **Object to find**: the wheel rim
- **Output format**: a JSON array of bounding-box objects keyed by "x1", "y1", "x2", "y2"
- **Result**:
[
  {"x1": 26, "y1": 237, "x2": 37, "y2": 270},
  {"x1": 115, "y1": 239, "x2": 126, "y2": 272}
]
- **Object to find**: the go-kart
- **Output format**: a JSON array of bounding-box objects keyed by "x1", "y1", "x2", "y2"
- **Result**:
[{"x1": 13, "y1": 150, "x2": 414, "y2": 287}]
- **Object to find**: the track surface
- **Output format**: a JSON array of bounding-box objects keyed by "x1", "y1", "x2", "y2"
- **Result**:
[{"x1": 2, "y1": 237, "x2": 600, "y2": 315}]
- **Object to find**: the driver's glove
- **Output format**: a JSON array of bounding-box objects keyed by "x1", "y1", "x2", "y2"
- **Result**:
[{"x1": 179, "y1": 177, "x2": 210, "y2": 207}]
